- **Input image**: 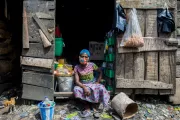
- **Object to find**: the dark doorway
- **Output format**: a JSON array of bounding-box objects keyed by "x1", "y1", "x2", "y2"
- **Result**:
[{"x1": 56, "y1": 0, "x2": 115, "y2": 65}]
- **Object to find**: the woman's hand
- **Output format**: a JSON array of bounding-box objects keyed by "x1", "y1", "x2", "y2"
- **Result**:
[{"x1": 83, "y1": 86, "x2": 90, "y2": 96}]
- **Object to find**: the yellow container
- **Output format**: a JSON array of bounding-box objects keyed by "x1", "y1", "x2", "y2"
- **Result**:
[{"x1": 58, "y1": 59, "x2": 65, "y2": 65}]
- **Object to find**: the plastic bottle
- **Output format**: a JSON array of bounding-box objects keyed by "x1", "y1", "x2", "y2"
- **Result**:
[{"x1": 42, "y1": 96, "x2": 51, "y2": 107}]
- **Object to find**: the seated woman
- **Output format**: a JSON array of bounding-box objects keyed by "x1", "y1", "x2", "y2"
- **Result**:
[{"x1": 73, "y1": 49, "x2": 110, "y2": 117}]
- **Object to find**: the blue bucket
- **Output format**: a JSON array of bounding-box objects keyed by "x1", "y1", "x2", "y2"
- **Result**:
[{"x1": 38, "y1": 102, "x2": 55, "y2": 120}]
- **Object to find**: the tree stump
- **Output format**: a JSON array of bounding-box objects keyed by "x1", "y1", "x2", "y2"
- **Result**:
[{"x1": 111, "y1": 92, "x2": 138, "y2": 119}]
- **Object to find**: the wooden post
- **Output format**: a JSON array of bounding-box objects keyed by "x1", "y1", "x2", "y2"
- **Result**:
[
  {"x1": 23, "y1": 7, "x2": 29, "y2": 49},
  {"x1": 111, "y1": 92, "x2": 138, "y2": 119}
]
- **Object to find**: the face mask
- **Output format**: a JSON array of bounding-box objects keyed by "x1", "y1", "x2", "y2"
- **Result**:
[{"x1": 79, "y1": 56, "x2": 88, "y2": 65}]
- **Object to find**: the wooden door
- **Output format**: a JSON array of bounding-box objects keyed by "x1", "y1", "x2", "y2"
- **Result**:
[
  {"x1": 21, "y1": 0, "x2": 55, "y2": 101},
  {"x1": 115, "y1": 0, "x2": 178, "y2": 95}
]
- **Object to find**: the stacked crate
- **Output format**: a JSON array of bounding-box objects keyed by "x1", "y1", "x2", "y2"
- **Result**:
[{"x1": 103, "y1": 33, "x2": 116, "y2": 94}]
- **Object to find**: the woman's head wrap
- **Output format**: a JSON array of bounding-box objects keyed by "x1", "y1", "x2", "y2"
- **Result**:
[{"x1": 80, "y1": 49, "x2": 90, "y2": 57}]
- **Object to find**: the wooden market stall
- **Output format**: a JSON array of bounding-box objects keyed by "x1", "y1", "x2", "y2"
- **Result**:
[{"x1": 115, "y1": 0, "x2": 179, "y2": 96}]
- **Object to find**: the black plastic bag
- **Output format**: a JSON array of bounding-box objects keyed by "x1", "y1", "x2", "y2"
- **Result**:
[
  {"x1": 157, "y1": 5, "x2": 175, "y2": 33},
  {"x1": 115, "y1": 4, "x2": 127, "y2": 33}
]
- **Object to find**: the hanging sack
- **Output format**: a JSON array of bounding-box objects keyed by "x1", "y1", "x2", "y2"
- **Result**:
[
  {"x1": 157, "y1": 3, "x2": 175, "y2": 33},
  {"x1": 115, "y1": 4, "x2": 127, "y2": 33},
  {"x1": 120, "y1": 8, "x2": 144, "y2": 48}
]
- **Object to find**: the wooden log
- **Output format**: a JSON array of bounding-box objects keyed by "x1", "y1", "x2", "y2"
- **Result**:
[
  {"x1": 21, "y1": 57, "x2": 53, "y2": 69},
  {"x1": 115, "y1": 54, "x2": 125, "y2": 78},
  {"x1": 33, "y1": 14, "x2": 53, "y2": 42},
  {"x1": 23, "y1": 7, "x2": 29, "y2": 49},
  {"x1": 159, "y1": 52, "x2": 176, "y2": 94},
  {"x1": 116, "y1": 78, "x2": 173, "y2": 89},
  {"x1": 116, "y1": 0, "x2": 176, "y2": 8},
  {"x1": 22, "y1": 72, "x2": 53, "y2": 89},
  {"x1": 111, "y1": 92, "x2": 138, "y2": 119},
  {"x1": 22, "y1": 84, "x2": 54, "y2": 101},
  {"x1": 117, "y1": 37, "x2": 177, "y2": 53},
  {"x1": 39, "y1": 29, "x2": 52, "y2": 48},
  {"x1": 124, "y1": 53, "x2": 134, "y2": 79},
  {"x1": 22, "y1": 43, "x2": 54, "y2": 59}
]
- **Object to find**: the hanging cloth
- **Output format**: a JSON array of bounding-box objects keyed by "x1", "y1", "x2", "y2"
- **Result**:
[{"x1": 157, "y1": 3, "x2": 175, "y2": 33}]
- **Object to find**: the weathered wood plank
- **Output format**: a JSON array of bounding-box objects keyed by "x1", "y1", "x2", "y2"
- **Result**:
[
  {"x1": 135, "y1": 89, "x2": 159, "y2": 95},
  {"x1": 22, "y1": 84, "x2": 54, "y2": 101},
  {"x1": 176, "y1": 49, "x2": 180, "y2": 64},
  {"x1": 177, "y1": 15, "x2": 180, "y2": 28},
  {"x1": 22, "y1": 66, "x2": 52, "y2": 73},
  {"x1": 115, "y1": 54, "x2": 125, "y2": 78},
  {"x1": 145, "y1": 52, "x2": 158, "y2": 80},
  {"x1": 54, "y1": 92, "x2": 73, "y2": 98},
  {"x1": 21, "y1": 57, "x2": 53, "y2": 69},
  {"x1": 36, "y1": 12, "x2": 54, "y2": 19},
  {"x1": 23, "y1": 7, "x2": 29, "y2": 49},
  {"x1": 22, "y1": 43, "x2": 54, "y2": 58},
  {"x1": 33, "y1": 14, "x2": 53, "y2": 42},
  {"x1": 116, "y1": 88, "x2": 133, "y2": 95},
  {"x1": 176, "y1": 65, "x2": 180, "y2": 78},
  {"x1": 118, "y1": 37, "x2": 177, "y2": 53},
  {"x1": 134, "y1": 53, "x2": 144, "y2": 79},
  {"x1": 116, "y1": 78, "x2": 173, "y2": 89},
  {"x1": 116, "y1": 0, "x2": 176, "y2": 8},
  {"x1": 144, "y1": 52, "x2": 158, "y2": 94},
  {"x1": 22, "y1": 72, "x2": 53, "y2": 89},
  {"x1": 23, "y1": 1, "x2": 55, "y2": 17},
  {"x1": 145, "y1": 10, "x2": 157, "y2": 37},
  {"x1": 178, "y1": 1, "x2": 180, "y2": 11},
  {"x1": 124, "y1": 53, "x2": 134, "y2": 79},
  {"x1": 159, "y1": 52, "x2": 176, "y2": 94},
  {"x1": 177, "y1": 28, "x2": 180, "y2": 35}
]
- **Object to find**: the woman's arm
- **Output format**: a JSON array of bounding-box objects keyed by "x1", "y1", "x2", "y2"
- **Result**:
[
  {"x1": 96, "y1": 68, "x2": 102, "y2": 83},
  {"x1": 75, "y1": 72, "x2": 85, "y2": 88},
  {"x1": 75, "y1": 73, "x2": 90, "y2": 96}
]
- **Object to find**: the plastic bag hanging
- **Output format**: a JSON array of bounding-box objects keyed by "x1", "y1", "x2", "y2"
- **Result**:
[
  {"x1": 157, "y1": 3, "x2": 175, "y2": 33},
  {"x1": 120, "y1": 8, "x2": 144, "y2": 48}
]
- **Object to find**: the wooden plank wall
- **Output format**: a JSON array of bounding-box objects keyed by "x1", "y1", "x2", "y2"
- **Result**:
[
  {"x1": 21, "y1": 0, "x2": 55, "y2": 101},
  {"x1": 176, "y1": 0, "x2": 180, "y2": 87},
  {"x1": 115, "y1": 0, "x2": 178, "y2": 95}
]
